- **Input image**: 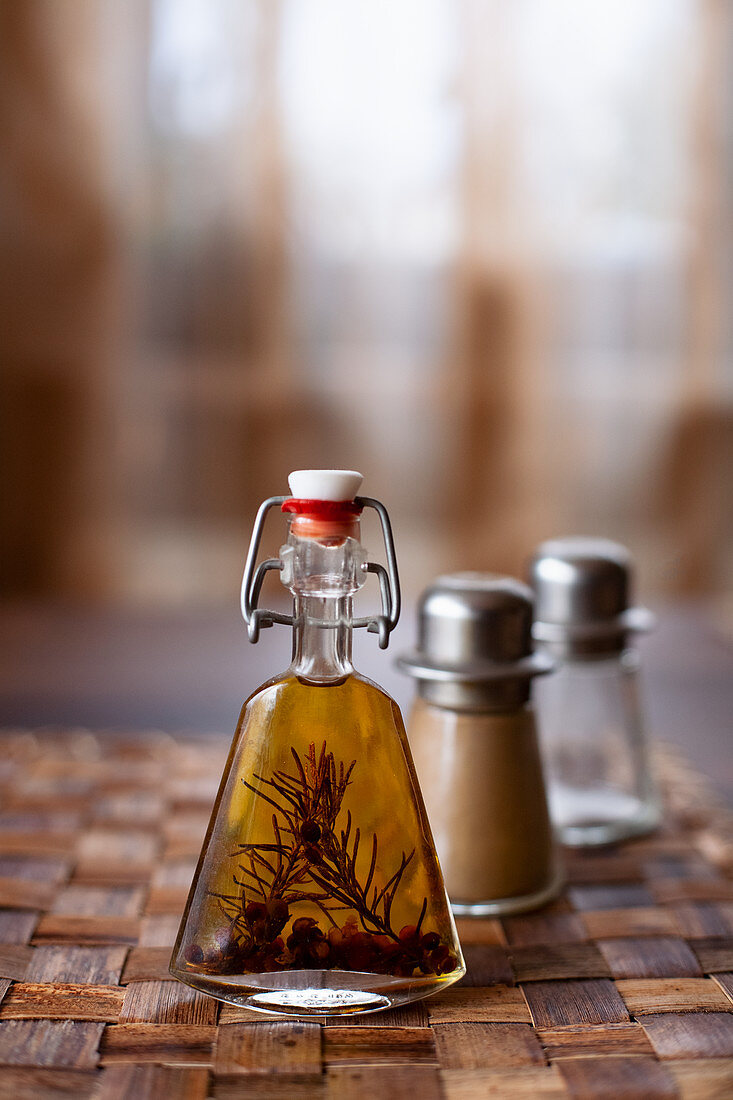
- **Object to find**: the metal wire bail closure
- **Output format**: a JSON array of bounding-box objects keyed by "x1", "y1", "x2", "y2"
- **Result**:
[{"x1": 240, "y1": 495, "x2": 401, "y2": 648}]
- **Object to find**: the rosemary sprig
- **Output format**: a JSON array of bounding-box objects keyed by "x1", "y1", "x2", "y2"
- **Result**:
[{"x1": 226, "y1": 740, "x2": 424, "y2": 941}]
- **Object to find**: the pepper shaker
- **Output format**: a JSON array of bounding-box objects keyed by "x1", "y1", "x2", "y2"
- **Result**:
[
  {"x1": 398, "y1": 573, "x2": 561, "y2": 916},
  {"x1": 529, "y1": 537, "x2": 661, "y2": 847}
]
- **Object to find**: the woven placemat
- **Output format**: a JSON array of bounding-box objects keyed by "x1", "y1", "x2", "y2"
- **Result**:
[{"x1": 0, "y1": 730, "x2": 731, "y2": 1099}]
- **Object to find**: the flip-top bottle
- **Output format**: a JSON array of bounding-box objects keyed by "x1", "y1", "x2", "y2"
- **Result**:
[{"x1": 171, "y1": 470, "x2": 464, "y2": 1016}]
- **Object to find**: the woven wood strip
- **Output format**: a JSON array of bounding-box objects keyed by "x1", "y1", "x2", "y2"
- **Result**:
[
  {"x1": 431, "y1": 1022, "x2": 544, "y2": 1069},
  {"x1": 96, "y1": 1065, "x2": 209, "y2": 1100},
  {"x1": 668, "y1": 1058, "x2": 733, "y2": 1100},
  {"x1": 522, "y1": 978, "x2": 630, "y2": 1028},
  {"x1": 0, "y1": 982, "x2": 126, "y2": 1022},
  {"x1": 215, "y1": 1021, "x2": 322, "y2": 1075},
  {"x1": 0, "y1": 732, "x2": 731, "y2": 1097},
  {"x1": 0, "y1": 1067, "x2": 98, "y2": 1099},
  {"x1": 441, "y1": 1065, "x2": 566, "y2": 1099},
  {"x1": 326, "y1": 1066, "x2": 442, "y2": 1100},
  {"x1": 557, "y1": 1055, "x2": 678, "y2": 1100},
  {"x1": 99, "y1": 1024, "x2": 217, "y2": 1065},
  {"x1": 597, "y1": 936, "x2": 704, "y2": 979},
  {"x1": 536, "y1": 1021, "x2": 654, "y2": 1059}
]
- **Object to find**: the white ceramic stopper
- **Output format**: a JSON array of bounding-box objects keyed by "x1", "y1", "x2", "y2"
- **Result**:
[{"x1": 288, "y1": 469, "x2": 363, "y2": 501}]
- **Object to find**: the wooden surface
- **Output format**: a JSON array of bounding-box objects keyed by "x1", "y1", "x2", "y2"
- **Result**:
[{"x1": 0, "y1": 732, "x2": 732, "y2": 1096}]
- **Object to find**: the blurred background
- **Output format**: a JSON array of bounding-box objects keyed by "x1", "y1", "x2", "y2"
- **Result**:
[
  {"x1": 0, "y1": 2, "x2": 731, "y2": 761},
  {"x1": 2, "y1": 0, "x2": 732, "y2": 607}
]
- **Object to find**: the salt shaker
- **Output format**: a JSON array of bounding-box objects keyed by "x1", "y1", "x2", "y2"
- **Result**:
[
  {"x1": 397, "y1": 573, "x2": 561, "y2": 917},
  {"x1": 529, "y1": 537, "x2": 661, "y2": 847}
]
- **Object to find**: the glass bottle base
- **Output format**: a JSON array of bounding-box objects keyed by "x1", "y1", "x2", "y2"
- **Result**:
[
  {"x1": 558, "y1": 811, "x2": 660, "y2": 847},
  {"x1": 450, "y1": 867, "x2": 563, "y2": 918},
  {"x1": 170, "y1": 963, "x2": 464, "y2": 1017},
  {"x1": 550, "y1": 785, "x2": 660, "y2": 847}
]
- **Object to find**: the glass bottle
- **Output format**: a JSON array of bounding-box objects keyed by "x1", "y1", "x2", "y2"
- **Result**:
[
  {"x1": 170, "y1": 470, "x2": 464, "y2": 1016},
  {"x1": 398, "y1": 574, "x2": 562, "y2": 916},
  {"x1": 529, "y1": 537, "x2": 661, "y2": 847}
]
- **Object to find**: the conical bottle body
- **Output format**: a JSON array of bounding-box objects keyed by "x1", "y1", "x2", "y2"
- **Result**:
[{"x1": 170, "y1": 672, "x2": 464, "y2": 1016}]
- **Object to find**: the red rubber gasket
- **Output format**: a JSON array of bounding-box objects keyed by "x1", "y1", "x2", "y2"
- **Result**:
[{"x1": 281, "y1": 498, "x2": 363, "y2": 519}]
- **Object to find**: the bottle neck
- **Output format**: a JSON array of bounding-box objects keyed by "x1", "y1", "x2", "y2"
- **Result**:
[{"x1": 291, "y1": 594, "x2": 354, "y2": 683}]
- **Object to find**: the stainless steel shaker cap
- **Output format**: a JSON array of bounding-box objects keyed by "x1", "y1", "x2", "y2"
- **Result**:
[
  {"x1": 397, "y1": 573, "x2": 552, "y2": 710},
  {"x1": 528, "y1": 537, "x2": 655, "y2": 658}
]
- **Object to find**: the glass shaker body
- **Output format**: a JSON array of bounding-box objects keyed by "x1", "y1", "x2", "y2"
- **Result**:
[
  {"x1": 533, "y1": 648, "x2": 660, "y2": 847},
  {"x1": 408, "y1": 696, "x2": 561, "y2": 916},
  {"x1": 529, "y1": 537, "x2": 661, "y2": 848}
]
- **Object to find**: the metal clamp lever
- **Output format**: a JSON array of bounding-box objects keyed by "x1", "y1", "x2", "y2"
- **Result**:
[
  {"x1": 240, "y1": 496, "x2": 292, "y2": 643},
  {"x1": 351, "y1": 497, "x2": 401, "y2": 648},
  {"x1": 240, "y1": 493, "x2": 401, "y2": 647}
]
